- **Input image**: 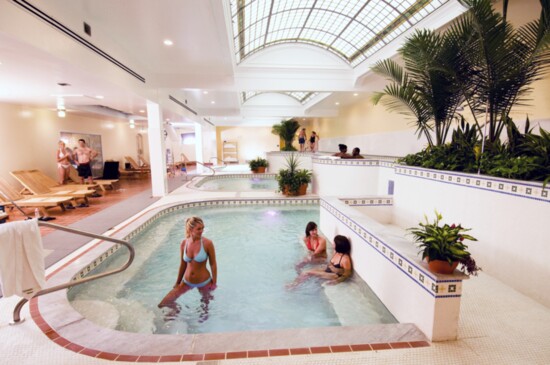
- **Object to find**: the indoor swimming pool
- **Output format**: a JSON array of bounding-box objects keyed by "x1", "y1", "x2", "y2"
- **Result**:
[
  {"x1": 68, "y1": 204, "x2": 396, "y2": 335},
  {"x1": 193, "y1": 174, "x2": 279, "y2": 191}
]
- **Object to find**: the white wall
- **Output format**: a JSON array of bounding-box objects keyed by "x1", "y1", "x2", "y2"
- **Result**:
[
  {"x1": 0, "y1": 102, "x2": 147, "y2": 186},
  {"x1": 393, "y1": 166, "x2": 550, "y2": 307},
  {"x1": 266, "y1": 152, "x2": 313, "y2": 173},
  {"x1": 218, "y1": 126, "x2": 279, "y2": 163},
  {"x1": 319, "y1": 130, "x2": 428, "y2": 157}
]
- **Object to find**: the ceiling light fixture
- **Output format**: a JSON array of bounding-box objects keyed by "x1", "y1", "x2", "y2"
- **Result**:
[
  {"x1": 129, "y1": 124, "x2": 135, "y2": 129},
  {"x1": 335, "y1": 102, "x2": 340, "y2": 105},
  {"x1": 163, "y1": 39, "x2": 173, "y2": 46},
  {"x1": 95, "y1": 95, "x2": 104, "y2": 99},
  {"x1": 211, "y1": 101, "x2": 215, "y2": 104},
  {"x1": 139, "y1": 110, "x2": 145, "y2": 113},
  {"x1": 353, "y1": 93, "x2": 358, "y2": 96},
  {"x1": 203, "y1": 91, "x2": 208, "y2": 94},
  {"x1": 57, "y1": 108, "x2": 66, "y2": 118}
]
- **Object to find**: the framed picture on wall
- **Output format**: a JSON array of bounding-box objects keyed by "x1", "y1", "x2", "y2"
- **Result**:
[{"x1": 60, "y1": 132, "x2": 104, "y2": 177}]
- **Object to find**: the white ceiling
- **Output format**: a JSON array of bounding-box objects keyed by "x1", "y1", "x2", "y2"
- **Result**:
[{"x1": 0, "y1": 0, "x2": 467, "y2": 126}]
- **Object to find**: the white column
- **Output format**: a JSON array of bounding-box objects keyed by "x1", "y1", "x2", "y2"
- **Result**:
[
  {"x1": 194, "y1": 122, "x2": 204, "y2": 174},
  {"x1": 146, "y1": 100, "x2": 168, "y2": 197}
]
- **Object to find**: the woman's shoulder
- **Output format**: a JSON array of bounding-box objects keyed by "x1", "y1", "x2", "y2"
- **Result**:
[{"x1": 202, "y1": 237, "x2": 213, "y2": 246}]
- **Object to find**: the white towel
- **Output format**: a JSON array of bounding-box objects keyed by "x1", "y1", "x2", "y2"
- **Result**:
[{"x1": 0, "y1": 219, "x2": 46, "y2": 299}]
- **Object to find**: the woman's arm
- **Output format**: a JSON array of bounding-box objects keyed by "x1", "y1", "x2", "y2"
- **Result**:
[
  {"x1": 313, "y1": 237, "x2": 326, "y2": 256},
  {"x1": 206, "y1": 239, "x2": 217, "y2": 285},
  {"x1": 174, "y1": 243, "x2": 187, "y2": 287}
]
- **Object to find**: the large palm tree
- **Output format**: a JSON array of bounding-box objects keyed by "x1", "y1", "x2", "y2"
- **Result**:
[
  {"x1": 372, "y1": 29, "x2": 463, "y2": 147},
  {"x1": 445, "y1": 0, "x2": 550, "y2": 146}
]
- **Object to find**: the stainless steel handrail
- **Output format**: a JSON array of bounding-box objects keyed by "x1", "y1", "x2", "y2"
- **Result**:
[
  {"x1": 194, "y1": 161, "x2": 216, "y2": 176},
  {"x1": 0, "y1": 196, "x2": 135, "y2": 325}
]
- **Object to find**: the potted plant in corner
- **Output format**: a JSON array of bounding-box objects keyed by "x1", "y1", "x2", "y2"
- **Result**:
[
  {"x1": 271, "y1": 119, "x2": 300, "y2": 151},
  {"x1": 249, "y1": 157, "x2": 269, "y2": 173},
  {"x1": 408, "y1": 211, "x2": 481, "y2": 276},
  {"x1": 276, "y1": 154, "x2": 312, "y2": 196}
]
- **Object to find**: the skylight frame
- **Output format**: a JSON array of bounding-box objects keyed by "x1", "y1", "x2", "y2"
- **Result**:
[{"x1": 230, "y1": 0, "x2": 449, "y2": 67}]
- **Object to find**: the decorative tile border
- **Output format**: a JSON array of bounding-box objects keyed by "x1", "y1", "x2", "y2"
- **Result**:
[
  {"x1": 321, "y1": 199, "x2": 463, "y2": 298},
  {"x1": 312, "y1": 158, "x2": 395, "y2": 169},
  {"x1": 190, "y1": 173, "x2": 277, "y2": 189},
  {"x1": 396, "y1": 165, "x2": 549, "y2": 203},
  {"x1": 341, "y1": 197, "x2": 393, "y2": 206},
  {"x1": 71, "y1": 198, "x2": 320, "y2": 281}
]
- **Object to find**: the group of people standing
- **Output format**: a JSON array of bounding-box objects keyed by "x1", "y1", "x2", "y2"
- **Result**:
[
  {"x1": 56, "y1": 139, "x2": 98, "y2": 185},
  {"x1": 297, "y1": 128, "x2": 319, "y2": 152},
  {"x1": 158, "y1": 218, "x2": 352, "y2": 309}
]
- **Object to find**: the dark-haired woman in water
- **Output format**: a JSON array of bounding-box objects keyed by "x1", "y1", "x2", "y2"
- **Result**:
[{"x1": 289, "y1": 235, "x2": 352, "y2": 287}]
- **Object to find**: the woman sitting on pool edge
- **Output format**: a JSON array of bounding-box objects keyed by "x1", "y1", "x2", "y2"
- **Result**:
[
  {"x1": 159, "y1": 217, "x2": 217, "y2": 307},
  {"x1": 296, "y1": 221, "x2": 327, "y2": 269},
  {"x1": 290, "y1": 235, "x2": 352, "y2": 287}
]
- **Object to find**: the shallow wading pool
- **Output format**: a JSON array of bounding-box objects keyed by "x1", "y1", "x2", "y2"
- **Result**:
[
  {"x1": 191, "y1": 174, "x2": 279, "y2": 191},
  {"x1": 68, "y1": 204, "x2": 396, "y2": 335}
]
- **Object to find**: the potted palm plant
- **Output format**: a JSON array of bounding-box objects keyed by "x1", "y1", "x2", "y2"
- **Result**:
[
  {"x1": 276, "y1": 154, "x2": 312, "y2": 196},
  {"x1": 408, "y1": 211, "x2": 481, "y2": 275},
  {"x1": 249, "y1": 157, "x2": 269, "y2": 173},
  {"x1": 271, "y1": 119, "x2": 300, "y2": 151}
]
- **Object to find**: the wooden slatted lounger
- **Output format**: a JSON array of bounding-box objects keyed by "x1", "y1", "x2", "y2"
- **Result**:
[
  {"x1": 125, "y1": 156, "x2": 151, "y2": 173},
  {"x1": 0, "y1": 177, "x2": 73, "y2": 217},
  {"x1": 10, "y1": 171, "x2": 95, "y2": 206},
  {"x1": 25, "y1": 169, "x2": 99, "y2": 191},
  {"x1": 67, "y1": 166, "x2": 119, "y2": 192}
]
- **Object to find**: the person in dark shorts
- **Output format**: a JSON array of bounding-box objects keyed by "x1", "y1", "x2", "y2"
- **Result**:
[{"x1": 74, "y1": 139, "x2": 98, "y2": 184}]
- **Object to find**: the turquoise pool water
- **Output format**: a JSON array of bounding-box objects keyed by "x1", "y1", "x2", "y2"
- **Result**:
[
  {"x1": 195, "y1": 176, "x2": 278, "y2": 191},
  {"x1": 68, "y1": 205, "x2": 396, "y2": 334}
]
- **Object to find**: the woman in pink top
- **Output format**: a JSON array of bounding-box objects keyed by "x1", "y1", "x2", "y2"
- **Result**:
[{"x1": 296, "y1": 221, "x2": 327, "y2": 270}]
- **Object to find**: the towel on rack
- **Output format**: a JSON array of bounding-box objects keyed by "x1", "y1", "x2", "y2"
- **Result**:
[{"x1": 0, "y1": 219, "x2": 45, "y2": 299}]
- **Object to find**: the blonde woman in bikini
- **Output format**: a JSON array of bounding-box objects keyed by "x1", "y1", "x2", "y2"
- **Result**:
[
  {"x1": 159, "y1": 217, "x2": 217, "y2": 308},
  {"x1": 56, "y1": 141, "x2": 72, "y2": 184}
]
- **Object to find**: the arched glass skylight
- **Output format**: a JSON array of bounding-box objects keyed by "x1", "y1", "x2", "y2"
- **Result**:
[
  {"x1": 241, "y1": 91, "x2": 318, "y2": 104},
  {"x1": 230, "y1": 0, "x2": 449, "y2": 67}
]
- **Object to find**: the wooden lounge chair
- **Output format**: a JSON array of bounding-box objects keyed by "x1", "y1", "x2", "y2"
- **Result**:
[
  {"x1": 0, "y1": 177, "x2": 73, "y2": 216},
  {"x1": 11, "y1": 169, "x2": 98, "y2": 193},
  {"x1": 10, "y1": 171, "x2": 94, "y2": 206},
  {"x1": 67, "y1": 166, "x2": 118, "y2": 192},
  {"x1": 125, "y1": 156, "x2": 151, "y2": 172}
]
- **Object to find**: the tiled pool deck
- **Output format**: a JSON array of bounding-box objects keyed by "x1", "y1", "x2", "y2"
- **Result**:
[{"x1": 1, "y1": 179, "x2": 549, "y2": 364}]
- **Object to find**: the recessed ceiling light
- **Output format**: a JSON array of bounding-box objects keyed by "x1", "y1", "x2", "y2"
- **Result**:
[
  {"x1": 203, "y1": 91, "x2": 208, "y2": 95},
  {"x1": 139, "y1": 110, "x2": 145, "y2": 113},
  {"x1": 335, "y1": 102, "x2": 340, "y2": 105},
  {"x1": 211, "y1": 101, "x2": 216, "y2": 104},
  {"x1": 57, "y1": 108, "x2": 66, "y2": 118},
  {"x1": 166, "y1": 118, "x2": 170, "y2": 122},
  {"x1": 95, "y1": 95, "x2": 104, "y2": 99},
  {"x1": 0, "y1": 61, "x2": 3, "y2": 65},
  {"x1": 163, "y1": 39, "x2": 173, "y2": 46},
  {"x1": 353, "y1": 93, "x2": 358, "y2": 96}
]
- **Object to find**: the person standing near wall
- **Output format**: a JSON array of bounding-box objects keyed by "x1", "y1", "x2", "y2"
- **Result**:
[
  {"x1": 310, "y1": 131, "x2": 319, "y2": 152},
  {"x1": 74, "y1": 139, "x2": 97, "y2": 184},
  {"x1": 298, "y1": 128, "x2": 307, "y2": 152},
  {"x1": 56, "y1": 141, "x2": 72, "y2": 184}
]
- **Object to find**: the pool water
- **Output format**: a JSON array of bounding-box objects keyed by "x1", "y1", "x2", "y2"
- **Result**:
[
  {"x1": 196, "y1": 176, "x2": 278, "y2": 191},
  {"x1": 68, "y1": 205, "x2": 396, "y2": 334}
]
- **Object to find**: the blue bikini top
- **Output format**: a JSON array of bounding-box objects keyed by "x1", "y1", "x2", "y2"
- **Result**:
[{"x1": 183, "y1": 237, "x2": 208, "y2": 263}]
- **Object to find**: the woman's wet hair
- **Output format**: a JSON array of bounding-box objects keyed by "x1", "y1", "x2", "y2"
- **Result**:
[
  {"x1": 78, "y1": 138, "x2": 86, "y2": 143},
  {"x1": 305, "y1": 221, "x2": 317, "y2": 237},
  {"x1": 334, "y1": 235, "x2": 351, "y2": 254},
  {"x1": 185, "y1": 216, "x2": 204, "y2": 237}
]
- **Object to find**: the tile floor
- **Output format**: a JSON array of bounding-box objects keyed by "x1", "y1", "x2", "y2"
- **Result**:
[{"x1": 0, "y1": 172, "x2": 549, "y2": 364}]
